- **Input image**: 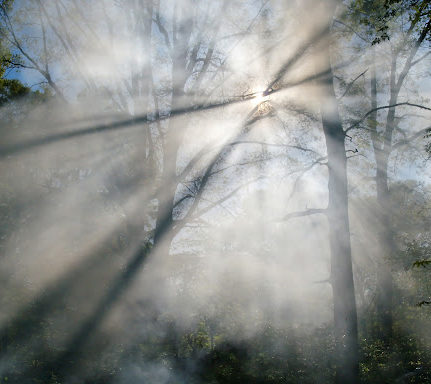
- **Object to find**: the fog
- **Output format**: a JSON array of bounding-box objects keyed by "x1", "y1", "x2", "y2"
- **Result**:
[{"x1": 0, "y1": 0, "x2": 430, "y2": 383}]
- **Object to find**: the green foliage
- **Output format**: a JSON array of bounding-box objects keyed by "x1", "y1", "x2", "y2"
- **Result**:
[
  {"x1": 0, "y1": 0, "x2": 51, "y2": 108},
  {"x1": 0, "y1": 77, "x2": 29, "y2": 106},
  {"x1": 349, "y1": 0, "x2": 393, "y2": 43},
  {"x1": 412, "y1": 259, "x2": 431, "y2": 268},
  {"x1": 349, "y1": 0, "x2": 431, "y2": 44},
  {"x1": 359, "y1": 332, "x2": 431, "y2": 383},
  {"x1": 0, "y1": 1, "x2": 430, "y2": 383}
]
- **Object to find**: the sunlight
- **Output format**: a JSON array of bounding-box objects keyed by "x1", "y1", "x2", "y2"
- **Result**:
[
  {"x1": 252, "y1": 90, "x2": 270, "y2": 106},
  {"x1": 1, "y1": 0, "x2": 431, "y2": 382}
]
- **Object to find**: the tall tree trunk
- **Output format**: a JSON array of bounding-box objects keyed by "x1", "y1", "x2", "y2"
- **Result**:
[
  {"x1": 374, "y1": 140, "x2": 394, "y2": 343},
  {"x1": 321, "y1": 73, "x2": 359, "y2": 384},
  {"x1": 371, "y1": 18, "x2": 431, "y2": 341},
  {"x1": 374, "y1": 183, "x2": 394, "y2": 343},
  {"x1": 371, "y1": 51, "x2": 397, "y2": 342},
  {"x1": 154, "y1": 4, "x2": 192, "y2": 254},
  {"x1": 318, "y1": 3, "x2": 359, "y2": 382}
]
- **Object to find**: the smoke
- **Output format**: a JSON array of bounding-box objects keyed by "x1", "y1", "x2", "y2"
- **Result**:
[{"x1": 0, "y1": 0, "x2": 431, "y2": 382}]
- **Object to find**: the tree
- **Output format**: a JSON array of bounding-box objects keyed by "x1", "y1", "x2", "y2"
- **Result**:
[
  {"x1": 0, "y1": 1, "x2": 29, "y2": 106},
  {"x1": 1, "y1": 1, "x2": 431, "y2": 383},
  {"x1": 276, "y1": 1, "x2": 360, "y2": 381},
  {"x1": 317, "y1": 2, "x2": 359, "y2": 382},
  {"x1": 0, "y1": 2, "x2": 281, "y2": 382},
  {"x1": 346, "y1": 0, "x2": 431, "y2": 342}
]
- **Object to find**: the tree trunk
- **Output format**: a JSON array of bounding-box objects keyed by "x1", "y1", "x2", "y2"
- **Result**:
[
  {"x1": 370, "y1": 51, "x2": 396, "y2": 342},
  {"x1": 318, "y1": 4, "x2": 359, "y2": 382},
  {"x1": 374, "y1": 149, "x2": 394, "y2": 342},
  {"x1": 154, "y1": 6, "x2": 192, "y2": 253},
  {"x1": 370, "y1": 18, "x2": 431, "y2": 340},
  {"x1": 321, "y1": 78, "x2": 359, "y2": 384}
]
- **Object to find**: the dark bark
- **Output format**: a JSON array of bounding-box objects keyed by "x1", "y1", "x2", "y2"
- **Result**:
[
  {"x1": 371, "y1": 18, "x2": 431, "y2": 341},
  {"x1": 374, "y1": 154, "x2": 394, "y2": 341},
  {"x1": 318, "y1": 3, "x2": 359, "y2": 382},
  {"x1": 370, "y1": 52, "x2": 394, "y2": 342},
  {"x1": 321, "y1": 76, "x2": 359, "y2": 384}
]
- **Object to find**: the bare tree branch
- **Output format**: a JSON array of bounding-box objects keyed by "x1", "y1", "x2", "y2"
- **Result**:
[
  {"x1": 1, "y1": 5, "x2": 66, "y2": 101},
  {"x1": 345, "y1": 102, "x2": 431, "y2": 133},
  {"x1": 276, "y1": 208, "x2": 327, "y2": 222},
  {"x1": 411, "y1": 51, "x2": 431, "y2": 67},
  {"x1": 393, "y1": 126, "x2": 431, "y2": 150},
  {"x1": 333, "y1": 19, "x2": 370, "y2": 43},
  {"x1": 340, "y1": 69, "x2": 368, "y2": 99}
]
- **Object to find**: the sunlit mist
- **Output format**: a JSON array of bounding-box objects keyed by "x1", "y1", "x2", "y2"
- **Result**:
[{"x1": 0, "y1": 0, "x2": 431, "y2": 383}]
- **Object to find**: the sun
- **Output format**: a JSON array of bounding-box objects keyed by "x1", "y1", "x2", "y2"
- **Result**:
[{"x1": 252, "y1": 90, "x2": 270, "y2": 106}]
